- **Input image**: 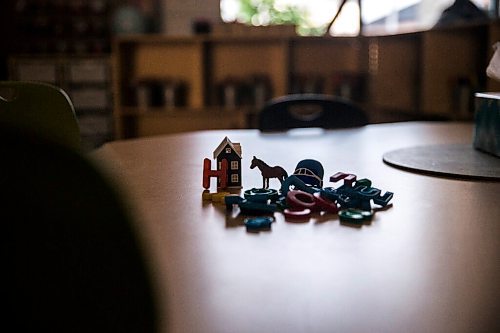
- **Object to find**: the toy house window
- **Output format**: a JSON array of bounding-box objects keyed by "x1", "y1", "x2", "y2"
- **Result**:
[
  {"x1": 218, "y1": 161, "x2": 221, "y2": 169},
  {"x1": 231, "y1": 161, "x2": 239, "y2": 170},
  {"x1": 231, "y1": 174, "x2": 239, "y2": 183},
  {"x1": 225, "y1": 148, "x2": 232, "y2": 153}
]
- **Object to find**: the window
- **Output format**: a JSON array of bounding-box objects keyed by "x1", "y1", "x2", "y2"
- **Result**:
[
  {"x1": 225, "y1": 147, "x2": 232, "y2": 153},
  {"x1": 231, "y1": 174, "x2": 239, "y2": 183},
  {"x1": 231, "y1": 161, "x2": 239, "y2": 170},
  {"x1": 221, "y1": 0, "x2": 494, "y2": 36},
  {"x1": 221, "y1": 0, "x2": 354, "y2": 36}
]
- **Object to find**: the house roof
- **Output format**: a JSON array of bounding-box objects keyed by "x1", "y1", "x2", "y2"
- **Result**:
[{"x1": 213, "y1": 136, "x2": 242, "y2": 159}]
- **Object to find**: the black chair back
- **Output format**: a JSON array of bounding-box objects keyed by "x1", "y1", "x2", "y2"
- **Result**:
[{"x1": 258, "y1": 94, "x2": 368, "y2": 131}]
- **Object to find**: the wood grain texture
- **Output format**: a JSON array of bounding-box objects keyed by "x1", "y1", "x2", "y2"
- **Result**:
[{"x1": 94, "y1": 122, "x2": 500, "y2": 333}]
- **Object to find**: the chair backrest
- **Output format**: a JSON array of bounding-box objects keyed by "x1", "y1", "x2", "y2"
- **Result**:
[
  {"x1": 1, "y1": 125, "x2": 157, "y2": 332},
  {"x1": 258, "y1": 94, "x2": 369, "y2": 131},
  {"x1": 0, "y1": 81, "x2": 81, "y2": 149}
]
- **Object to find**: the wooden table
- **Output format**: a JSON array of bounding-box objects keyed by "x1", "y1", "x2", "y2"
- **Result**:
[{"x1": 94, "y1": 122, "x2": 500, "y2": 333}]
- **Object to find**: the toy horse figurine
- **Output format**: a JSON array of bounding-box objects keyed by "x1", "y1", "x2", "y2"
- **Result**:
[{"x1": 250, "y1": 156, "x2": 288, "y2": 189}]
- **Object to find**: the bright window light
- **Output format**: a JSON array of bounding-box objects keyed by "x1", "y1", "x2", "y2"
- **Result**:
[
  {"x1": 221, "y1": 0, "x2": 360, "y2": 35},
  {"x1": 221, "y1": 0, "x2": 493, "y2": 36}
]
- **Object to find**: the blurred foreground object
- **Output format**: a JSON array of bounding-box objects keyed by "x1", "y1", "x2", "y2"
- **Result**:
[{"x1": 1, "y1": 125, "x2": 158, "y2": 332}]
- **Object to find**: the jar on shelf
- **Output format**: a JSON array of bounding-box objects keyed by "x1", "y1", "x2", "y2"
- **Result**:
[{"x1": 161, "y1": 80, "x2": 187, "y2": 108}]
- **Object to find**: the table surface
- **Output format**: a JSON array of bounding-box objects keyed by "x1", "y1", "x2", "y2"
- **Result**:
[{"x1": 94, "y1": 122, "x2": 500, "y2": 333}]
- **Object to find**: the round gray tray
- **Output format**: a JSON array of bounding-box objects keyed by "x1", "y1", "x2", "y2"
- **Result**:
[{"x1": 383, "y1": 144, "x2": 500, "y2": 180}]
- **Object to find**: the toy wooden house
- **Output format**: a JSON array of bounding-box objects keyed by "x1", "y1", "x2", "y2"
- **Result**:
[{"x1": 213, "y1": 137, "x2": 242, "y2": 188}]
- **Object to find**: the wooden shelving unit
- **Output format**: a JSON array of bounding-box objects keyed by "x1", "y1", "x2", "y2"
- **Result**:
[
  {"x1": 113, "y1": 36, "x2": 208, "y2": 138},
  {"x1": 113, "y1": 35, "x2": 370, "y2": 139},
  {"x1": 420, "y1": 24, "x2": 488, "y2": 120},
  {"x1": 366, "y1": 33, "x2": 421, "y2": 115},
  {"x1": 113, "y1": 22, "x2": 494, "y2": 139},
  {"x1": 290, "y1": 36, "x2": 365, "y2": 95}
]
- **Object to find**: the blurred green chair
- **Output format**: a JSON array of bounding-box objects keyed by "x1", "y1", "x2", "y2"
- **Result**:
[{"x1": 0, "y1": 81, "x2": 81, "y2": 150}]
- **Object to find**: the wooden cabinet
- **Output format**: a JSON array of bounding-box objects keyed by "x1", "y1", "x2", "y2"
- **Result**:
[
  {"x1": 209, "y1": 37, "x2": 289, "y2": 99},
  {"x1": 367, "y1": 33, "x2": 420, "y2": 114},
  {"x1": 420, "y1": 24, "x2": 488, "y2": 119},
  {"x1": 113, "y1": 23, "x2": 492, "y2": 139},
  {"x1": 289, "y1": 37, "x2": 366, "y2": 101}
]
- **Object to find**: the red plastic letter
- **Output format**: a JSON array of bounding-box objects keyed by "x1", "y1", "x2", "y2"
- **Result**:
[{"x1": 203, "y1": 158, "x2": 228, "y2": 189}]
